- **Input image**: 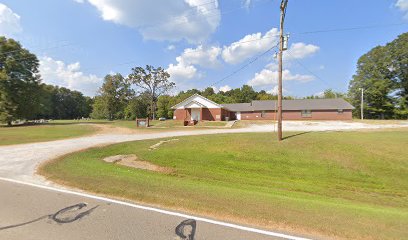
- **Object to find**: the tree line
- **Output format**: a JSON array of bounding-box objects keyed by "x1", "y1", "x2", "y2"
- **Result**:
[{"x1": 1, "y1": 32, "x2": 407, "y2": 125}]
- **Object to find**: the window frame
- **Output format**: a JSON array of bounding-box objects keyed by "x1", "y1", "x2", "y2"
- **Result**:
[{"x1": 301, "y1": 109, "x2": 312, "y2": 118}]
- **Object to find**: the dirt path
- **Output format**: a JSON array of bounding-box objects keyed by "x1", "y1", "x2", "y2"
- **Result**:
[{"x1": 1, "y1": 121, "x2": 407, "y2": 185}]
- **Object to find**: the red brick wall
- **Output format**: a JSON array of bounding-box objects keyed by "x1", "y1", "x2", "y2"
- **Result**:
[
  {"x1": 175, "y1": 108, "x2": 352, "y2": 121},
  {"x1": 240, "y1": 110, "x2": 352, "y2": 120},
  {"x1": 240, "y1": 111, "x2": 276, "y2": 120},
  {"x1": 174, "y1": 108, "x2": 227, "y2": 121},
  {"x1": 174, "y1": 109, "x2": 191, "y2": 120},
  {"x1": 221, "y1": 109, "x2": 231, "y2": 120},
  {"x1": 202, "y1": 108, "x2": 222, "y2": 120}
]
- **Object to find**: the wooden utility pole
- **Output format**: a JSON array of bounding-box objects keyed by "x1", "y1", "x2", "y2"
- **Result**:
[
  {"x1": 277, "y1": 0, "x2": 288, "y2": 141},
  {"x1": 361, "y1": 88, "x2": 364, "y2": 120}
]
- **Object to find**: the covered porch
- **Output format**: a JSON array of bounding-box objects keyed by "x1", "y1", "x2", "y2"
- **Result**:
[{"x1": 183, "y1": 101, "x2": 206, "y2": 126}]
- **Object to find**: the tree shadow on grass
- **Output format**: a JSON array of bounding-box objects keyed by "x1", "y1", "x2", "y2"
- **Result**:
[{"x1": 282, "y1": 131, "x2": 310, "y2": 140}]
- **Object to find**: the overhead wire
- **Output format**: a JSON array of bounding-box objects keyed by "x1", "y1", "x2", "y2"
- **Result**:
[
  {"x1": 285, "y1": 48, "x2": 337, "y2": 93},
  {"x1": 209, "y1": 42, "x2": 280, "y2": 88}
]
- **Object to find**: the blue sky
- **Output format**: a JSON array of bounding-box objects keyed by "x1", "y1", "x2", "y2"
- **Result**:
[{"x1": 1, "y1": 0, "x2": 407, "y2": 97}]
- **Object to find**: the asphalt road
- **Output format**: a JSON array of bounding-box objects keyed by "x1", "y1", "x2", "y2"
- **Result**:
[{"x1": 0, "y1": 179, "x2": 308, "y2": 240}]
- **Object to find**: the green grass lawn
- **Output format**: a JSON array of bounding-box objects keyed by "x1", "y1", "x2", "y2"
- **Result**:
[
  {"x1": 233, "y1": 119, "x2": 408, "y2": 128},
  {"x1": 39, "y1": 130, "x2": 408, "y2": 239},
  {"x1": 111, "y1": 120, "x2": 227, "y2": 129},
  {"x1": 233, "y1": 120, "x2": 277, "y2": 128},
  {"x1": 0, "y1": 122, "x2": 98, "y2": 146},
  {"x1": 195, "y1": 121, "x2": 227, "y2": 127}
]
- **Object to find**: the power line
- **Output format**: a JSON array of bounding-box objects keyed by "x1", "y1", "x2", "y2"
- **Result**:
[
  {"x1": 0, "y1": 42, "x2": 77, "y2": 57},
  {"x1": 295, "y1": 22, "x2": 408, "y2": 35},
  {"x1": 181, "y1": 22, "x2": 407, "y2": 55},
  {"x1": 2, "y1": 21, "x2": 404, "y2": 60},
  {"x1": 285, "y1": 49, "x2": 335, "y2": 90},
  {"x1": 209, "y1": 42, "x2": 280, "y2": 88}
]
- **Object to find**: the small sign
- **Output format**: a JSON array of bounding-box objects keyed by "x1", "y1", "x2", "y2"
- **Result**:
[{"x1": 136, "y1": 118, "x2": 150, "y2": 127}]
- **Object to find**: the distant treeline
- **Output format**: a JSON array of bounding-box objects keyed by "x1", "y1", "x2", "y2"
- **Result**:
[{"x1": 36, "y1": 84, "x2": 93, "y2": 120}]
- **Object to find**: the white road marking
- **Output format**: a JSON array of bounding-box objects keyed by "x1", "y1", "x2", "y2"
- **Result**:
[{"x1": 0, "y1": 177, "x2": 311, "y2": 240}]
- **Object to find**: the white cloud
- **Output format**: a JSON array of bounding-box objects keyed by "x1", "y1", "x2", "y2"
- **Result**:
[
  {"x1": 82, "y1": 0, "x2": 220, "y2": 43},
  {"x1": 243, "y1": 0, "x2": 251, "y2": 9},
  {"x1": 265, "y1": 42, "x2": 319, "y2": 69},
  {"x1": 0, "y1": 4, "x2": 22, "y2": 37},
  {"x1": 167, "y1": 45, "x2": 176, "y2": 50},
  {"x1": 166, "y1": 44, "x2": 220, "y2": 83},
  {"x1": 267, "y1": 85, "x2": 287, "y2": 95},
  {"x1": 39, "y1": 56, "x2": 102, "y2": 96},
  {"x1": 396, "y1": 0, "x2": 408, "y2": 18},
  {"x1": 179, "y1": 45, "x2": 221, "y2": 68},
  {"x1": 219, "y1": 85, "x2": 232, "y2": 92},
  {"x1": 314, "y1": 91, "x2": 325, "y2": 98},
  {"x1": 212, "y1": 85, "x2": 231, "y2": 93},
  {"x1": 222, "y1": 28, "x2": 279, "y2": 64},
  {"x1": 248, "y1": 41, "x2": 319, "y2": 88},
  {"x1": 248, "y1": 69, "x2": 314, "y2": 87},
  {"x1": 284, "y1": 42, "x2": 319, "y2": 61},
  {"x1": 166, "y1": 60, "x2": 198, "y2": 82}
]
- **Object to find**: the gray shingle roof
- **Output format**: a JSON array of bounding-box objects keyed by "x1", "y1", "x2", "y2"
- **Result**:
[
  {"x1": 222, "y1": 98, "x2": 354, "y2": 112},
  {"x1": 221, "y1": 103, "x2": 252, "y2": 112}
]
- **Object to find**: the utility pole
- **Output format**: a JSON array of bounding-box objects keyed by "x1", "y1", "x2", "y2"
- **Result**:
[
  {"x1": 277, "y1": 0, "x2": 289, "y2": 141},
  {"x1": 360, "y1": 88, "x2": 364, "y2": 120}
]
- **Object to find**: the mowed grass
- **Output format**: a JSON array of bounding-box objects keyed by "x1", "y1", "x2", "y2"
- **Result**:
[
  {"x1": 39, "y1": 130, "x2": 408, "y2": 239},
  {"x1": 195, "y1": 121, "x2": 227, "y2": 127},
  {"x1": 112, "y1": 120, "x2": 228, "y2": 129},
  {"x1": 0, "y1": 122, "x2": 98, "y2": 145}
]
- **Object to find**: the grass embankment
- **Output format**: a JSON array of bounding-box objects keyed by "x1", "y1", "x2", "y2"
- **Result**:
[
  {"x1": 40, "y1": 130, "x2": 408, "y2": 239},
  {"x1": 0, "y1": 121, "x2": 99, "y2": 146},
  {"x1": 195, "y1": 121, "x2": 227, "y2": 127},
  {"x1": 233, "y1": 120, "x2": 277, "y2": 128}
]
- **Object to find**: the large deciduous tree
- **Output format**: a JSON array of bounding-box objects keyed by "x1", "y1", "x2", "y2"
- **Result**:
[
  {"x1": 128, "y1": 65, "x2": 174, "y2": 119},
  {"x1": 0, "y1": 37, "x2": 42, "y2": 125},
  {"x1": 91, "y1": 73, "x2": 133, "y2": 120},
  {"x1": 349, "y1": 32, "x2": 408, "y2": 119},
  {"x1": 387, "y1": 32, "x2": 408, "y2": 118},
  {"x1": 157, "y1": 95, "x2": 176, "y2": 119}
]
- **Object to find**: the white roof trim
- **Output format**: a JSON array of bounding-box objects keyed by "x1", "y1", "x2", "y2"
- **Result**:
[
  {"x1": 171, "y1": 94, "x2": 223, "y2": 109},
  {"x1": 184, "y1": 100, "x2": 206, "y2": 108}
]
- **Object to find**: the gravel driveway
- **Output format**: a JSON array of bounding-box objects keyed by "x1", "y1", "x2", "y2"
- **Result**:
[{"x1": 0, "y1": 121, "x2": 407, "y2": 185}]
